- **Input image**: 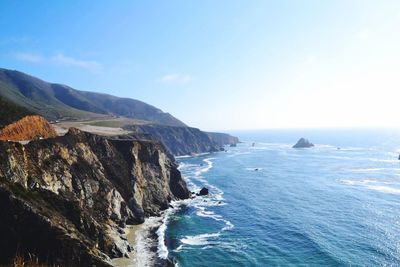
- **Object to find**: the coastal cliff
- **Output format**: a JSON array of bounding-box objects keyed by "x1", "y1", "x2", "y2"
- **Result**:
[
  {"x1": 123, "y1": 124, "x2": 239, "y2": 156},
  {"x1": 0, "y1": 128, "x2": 189, "y2": 266}
]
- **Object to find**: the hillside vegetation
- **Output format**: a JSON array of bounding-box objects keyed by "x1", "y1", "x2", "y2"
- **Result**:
[
  {"x1": 0, "y1": 96, "x2": 33, "y2": 128},
  {"x1": 0, "y1": 68, "x2": 185, "y2": 126},
  {"x1": 0, "y1": 115, "x2": 57, "y2": 141}
]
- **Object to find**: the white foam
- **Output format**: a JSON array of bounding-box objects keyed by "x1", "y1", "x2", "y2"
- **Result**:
[
  {"x1": 194, "y1": 158, "x2": 215, "y2": 176},
  {"x1": 134, "y1": 216, "x2": 160, "y2": 267},
  {"x1": 340, "y1": 179, "x2": 378, "y2": 186},
  {"x1": 156, "y1": 215, "x2": 169, "y2": 259},
  {"x1": 340, "y1": 179, "x2": 400, "y2": 195},
  {"x1": 181, "y1": 232, "x2": 220, "y2": 246},
  {"x1": 196, "y1": 207, "x2": 234, "y2": 231},
  {"x1": 367, "y1": 185, "x2": 400, "y2": 195},
  {"x1": 172, "y1": 156, "x2": 234, "y2": 254}
]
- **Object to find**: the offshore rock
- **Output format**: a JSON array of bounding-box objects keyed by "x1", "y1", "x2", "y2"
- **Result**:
[
  {"x1": 198, "y1": 187, "x2": 209, "y2": 196},
  {"x1": 0, "y1": 128, "x2": 189, "y2": 266},
  {"x1": 293, "y1": 138, "x2": 314, "y2": 148}
]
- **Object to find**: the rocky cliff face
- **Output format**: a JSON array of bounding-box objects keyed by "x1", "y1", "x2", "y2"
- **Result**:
[
  {"x1": 123, "y1": 124, "x2": 239, "y2": 156},
  {"x1": 206, "y1": 132, "x2": 239, "y2": 147},
  {"x1": 0, "y1": 115, "x2": 57, "y2": 141},
  {"x1": 0, "y1": 128, "x2": 189, "y2": 266}
]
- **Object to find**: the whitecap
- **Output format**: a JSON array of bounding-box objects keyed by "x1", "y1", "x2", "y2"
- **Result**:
[
  {"x1": 181, "y1": 232, "x2": 220, "y2": 246},
  {"x1": 366, "y1": 185, "x2": 400, "y2": 195}
]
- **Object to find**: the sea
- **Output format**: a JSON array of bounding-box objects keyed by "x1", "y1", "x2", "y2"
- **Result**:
[{"x1": 130, "y1": 128, "x2": 400, "y2": 267}]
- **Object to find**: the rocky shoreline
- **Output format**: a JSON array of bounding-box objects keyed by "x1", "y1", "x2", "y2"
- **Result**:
[{"x1": 0, "y1": 128, "x2": 190, "y2": 266}]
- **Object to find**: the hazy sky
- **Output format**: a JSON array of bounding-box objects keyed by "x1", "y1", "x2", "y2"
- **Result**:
[{"x1": 1, "y1": 1, "x2": 400, "y2": 131}]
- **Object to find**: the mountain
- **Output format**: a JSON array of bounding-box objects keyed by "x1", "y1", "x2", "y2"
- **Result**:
[
  {"x1": 0, "y1": 128, "x2": 189, "y2": 266},
  {"x1": 0, "y1": 67, "x2": 239, "y2": 155},
  {"x1": 0, "y1": 68, "x2": 186, "y2": 126}
]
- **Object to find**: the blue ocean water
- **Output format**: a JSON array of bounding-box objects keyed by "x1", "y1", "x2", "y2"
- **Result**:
[{"x1": 165, "y1": 128, "x2": 400, "y2": 266}]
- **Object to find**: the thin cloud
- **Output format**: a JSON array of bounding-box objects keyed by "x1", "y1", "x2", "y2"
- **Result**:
[
  {"x1": 51, "y1": 53, "x2": 102, "y2": 71},
  {"x1": 160, "y1": 73, "x2": 191, "y2": 84},
  {"x1": 14, "y1": 51, "x2": 102, "y2": 72},
  {"x1": 0, "y1": 37, "x2": 34, "y2": 46},
  {"x1": 15, "y1": 52, "x2": 44, "y2": 63}
]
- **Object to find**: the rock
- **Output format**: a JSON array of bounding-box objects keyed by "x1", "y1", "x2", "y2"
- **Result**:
[
  {"x1": 122, "y1": 124, "x2": 239, "y2": 156},
  {"x1": 197, "y1": 187, "x2": 209, "y2": 196},
  {"x1": 0, "y1": 128, "x2": 190, "y2": 266},
  {"x1": 0, "y1": 115, "x2": 57, "y2": 142},
  {"x1": 293, "y1": 138, "x2": 314, "y2": 148},
  {"x1": 230, "y1": 143, "x2": 237, "y2": 147}
]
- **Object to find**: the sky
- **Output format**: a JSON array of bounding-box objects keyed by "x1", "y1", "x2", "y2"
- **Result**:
[{"x1": 1, "y1": 1, "x2": 400, "y2": 131}]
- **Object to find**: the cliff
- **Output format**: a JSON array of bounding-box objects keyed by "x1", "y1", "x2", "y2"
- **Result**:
[
  {"x1": 206, "y1": 132, "x2": 239, "y2": 147},
  {"x1": 122, "y1": 124, "x2": 238, "y2": 156},
  {"x1": 0, "y1": 128, "x2": 189, "y2": 266},
  {"x1": 0, "y1": 115, "x2": 57, "y2": 141}
]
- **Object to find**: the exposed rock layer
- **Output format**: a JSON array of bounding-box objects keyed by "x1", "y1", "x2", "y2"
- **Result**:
[
  {"x1": 0, "y1": 128, "x2": 189, "y2": 266},
  {"x1": 0, "y1": 115, "x2": 57, "y2": 141}
]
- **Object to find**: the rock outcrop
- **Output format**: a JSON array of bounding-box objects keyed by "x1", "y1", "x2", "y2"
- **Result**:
[
  {"x1": 122, "y1": 124, "x2": 239, "y2": 156},
  {"x1": 293, "y1": 138, "x2": 314, "y2": 148},
  {"x1": 206, "y1": 132, "x2": 239, "y2": 147},
  {"x1": 0, "y1": 128, "x2": 189, "y2": 266},
  {"x1": 197, "y1": 187, "x2": 209, "y2": 196},
  {"x1": 0, "y1": 115, "x2": 57, "y2": 141}
]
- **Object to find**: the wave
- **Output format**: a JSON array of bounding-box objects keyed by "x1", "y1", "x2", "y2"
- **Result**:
[
  {"x1": 194, "y1": 158, "x2": 215, "y2": 176},
  {"x1": 340, "y1": 179, "x2": 400, "y2": 195},
  {"x1": 349, "y1": 167, "x2": 400, "y2": 173},
  {"x1": 175, "y1": 152, "x2": 211, "y2": 159},
  {"x1": 181, "y1": 232, "x2": 221, "y2": 246},
  {"x1": 196, "y1": 207, "x2": 234, "y2": 231},
  {"x1": 367, "y1": 185, "x2": 400, "y2": 195},
  {"x1": 170, "y1": 157, "x2": 235, "y2": 256},
  {"x1": 134, "y1": 216, "x2": 161, "y2": 267}
]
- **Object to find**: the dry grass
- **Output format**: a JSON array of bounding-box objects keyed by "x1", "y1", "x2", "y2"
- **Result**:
[
  {"x1": 12, "y1": 254, "x2": 47, "y2": 267},
  {"x1": 0, "y1": 254, "x2": 51, "y2": 267}
]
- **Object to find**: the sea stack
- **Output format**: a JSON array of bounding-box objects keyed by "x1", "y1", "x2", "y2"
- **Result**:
[{"x1": 293, "y1": 138, "x2": 314, "y2": 148}]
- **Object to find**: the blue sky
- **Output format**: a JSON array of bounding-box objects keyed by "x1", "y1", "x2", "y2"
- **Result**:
[{"x1": 1, "y1": 1, "x2": 400, "y2": 130}]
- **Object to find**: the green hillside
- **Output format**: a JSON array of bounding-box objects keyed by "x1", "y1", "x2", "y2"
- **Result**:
[
  {"x1": 0, "y1": 68, "x2": 186, "y2": 126},
  {"x1": 0, "y1": 96, "x2": 33, "y2": 128}
]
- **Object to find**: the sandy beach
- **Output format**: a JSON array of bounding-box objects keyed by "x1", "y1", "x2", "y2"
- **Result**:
[{"x1": 112, "y1": 224, "x2": 143, "y2": 267}]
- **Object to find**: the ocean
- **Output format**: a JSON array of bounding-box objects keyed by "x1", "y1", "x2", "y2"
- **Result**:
[{"x1": 131, "y1": 128, "x2": 400, "y2": 266}]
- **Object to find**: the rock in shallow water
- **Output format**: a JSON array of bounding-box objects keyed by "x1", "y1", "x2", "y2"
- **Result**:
[{"x1": 197, "y1": 187, "x2": 209, "y2": 196}]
